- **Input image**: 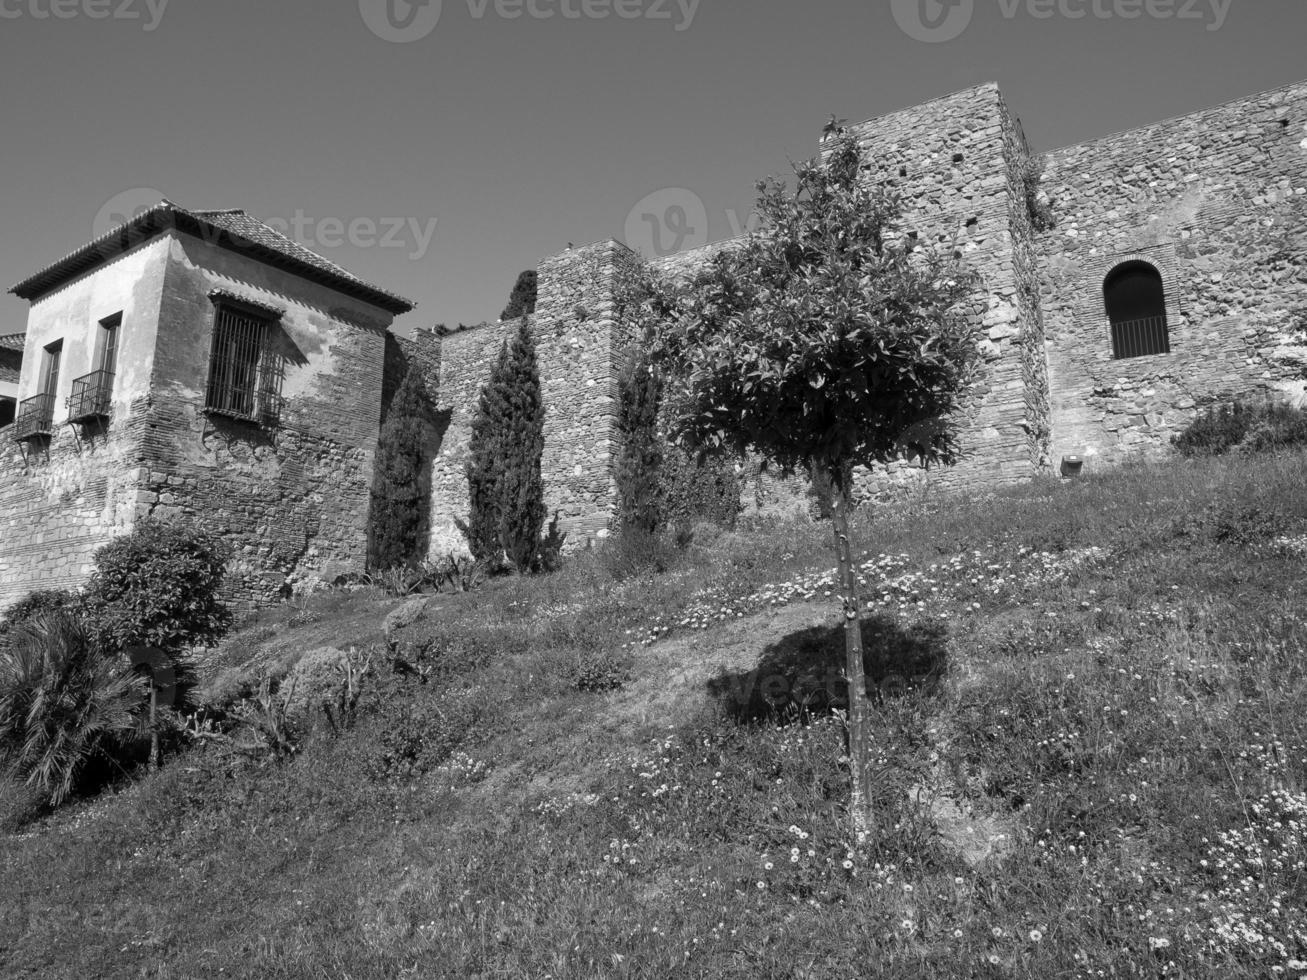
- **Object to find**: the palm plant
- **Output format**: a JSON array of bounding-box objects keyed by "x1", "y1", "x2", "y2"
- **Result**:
[{"x1": 0, "y1": 611, "x2": 147, "y2": 806}]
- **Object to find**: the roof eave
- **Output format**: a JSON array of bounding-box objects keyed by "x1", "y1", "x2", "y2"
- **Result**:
[{"x1": 9, "y1": 206, "x2": 416, "y2": 316}]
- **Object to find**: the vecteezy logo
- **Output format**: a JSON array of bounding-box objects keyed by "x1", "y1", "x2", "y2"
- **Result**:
[
  {"x1": 891, "y1": 0, "x2": 974, "y2": 43},
  {"x1": 359, "y1": 0, "x2": 442, "y2": 42},
  {"x1": 93, "y1": 187, "x2": 167, "y2": 241},
  {"x1": 624, "y1": 188, "x2": 709, "y2": 259}
]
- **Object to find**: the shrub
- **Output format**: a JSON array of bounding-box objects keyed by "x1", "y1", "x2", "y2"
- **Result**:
[
  {"x1": 600, "y1": 528, "x2": 679, "y2": 582},
  {"x1": 0, "y1": 612, "x2": 148, "y2": 805},
  {"x1": 1172, "y1": 402, "x2": 1254, "y2": 457},
  {"x1": 83, "y1": 520, "x2": 232, "y2": 653},
  {"x1": 660, "y1": 446, "x2": 743, "y2": 531},
  {"x1": 1240, "y1": 402, "x2": 1307, "y2": 454},
  {"x1": 0, "y1": 590, "x2": 80, "y2": 634},
  {"x1": 364, "y1": 688, "x2": 484, "y2": 784},
  {"x1": 1172, "y1": 400, "x2": 1307, "y2": 458},
  {"x1": 559, "y1": 649, "x2": 632, "y2": 693},
  {"x1": 369, "y1": 368, "x2": 435, "y2": 571}
]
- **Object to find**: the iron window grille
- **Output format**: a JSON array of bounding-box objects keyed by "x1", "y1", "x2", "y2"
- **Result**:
[
  {"x1": 1104, "y1": 261, "x2": 1171, "y2": 360},
  {"x1": 204, "y1": 303, "x2": 286, "y2": 425},
  {"x1": 1109, "y1": 315, "x2": 1172, "y2": 360},
  {"x1": 13, "y1": 393, "x2": 55, "y2": 442},
  {"x1": 67, "y1": 369, "x2": 115, "y2": 423}
]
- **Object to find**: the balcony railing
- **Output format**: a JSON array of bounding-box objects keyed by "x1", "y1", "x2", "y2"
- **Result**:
[
  {"x1": 1110, "y1": 315, "x2": 1171, "y2": 360},
  {"x1": 67, "y1": 370, "x2": 114, "y2": 423},
  {"x1": 12, "y1": 393, "x2": 55, "y2": 442}
]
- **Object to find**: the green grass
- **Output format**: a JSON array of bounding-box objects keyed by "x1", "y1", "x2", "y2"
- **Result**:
[{"x1": 4, "y1": 451, "x2": 1307, "y2": 978}]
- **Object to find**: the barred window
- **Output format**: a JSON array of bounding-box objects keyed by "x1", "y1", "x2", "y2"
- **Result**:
[
  {"x1": 204, "y1": 303, "x2": 285, "y2": 424},
  {"x1": 1104, "y1": 261, "x2": 1170, "y2": 359}
]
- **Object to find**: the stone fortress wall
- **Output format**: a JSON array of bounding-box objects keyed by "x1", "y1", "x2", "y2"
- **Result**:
[
  {"x1": 406, "y1": 79, "x2": 1306, "y2": 562},
  {"x1": 1038, "y1": 81, "x2": 1307, "y2": 467},
  {"x1": 2, "y1": 78, "x2": 1304, "y2": 608}
]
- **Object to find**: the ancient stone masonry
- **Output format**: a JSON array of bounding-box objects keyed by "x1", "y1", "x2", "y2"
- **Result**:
[
  {"x1": 1039, "y1": 81, "x2": 1307, "y2": 467},
  {"x1": 419, "y1": 241, "x2": 648, "y2": 556},
  {"x1": 424, "y1": 318, "x2": 515, "y2": 556},
  {"x1": 2, "y1": 80, "x2": 1305, "y2": 610}
]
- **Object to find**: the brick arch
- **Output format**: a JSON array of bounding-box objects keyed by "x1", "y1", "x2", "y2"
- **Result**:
[{"x1": 1074, "y1": 243, "x2": 1185, "y2": 363}]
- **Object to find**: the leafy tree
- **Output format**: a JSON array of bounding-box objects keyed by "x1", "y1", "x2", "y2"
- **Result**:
[
  {"x1": 370, "y1": 369, "x2": 435, "y2": 570},
  {"x1": 501, "y1": 270, "x2": 538, "y2": 321},
  {"x1": 650, "y1": 130, "x2": 981, "y2": 835},
  {"x1": 462, "y1": 319, "x2": 548, "y2": 572}
]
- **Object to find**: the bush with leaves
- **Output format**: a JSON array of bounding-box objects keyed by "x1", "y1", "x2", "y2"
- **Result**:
[
  {"x1": 1172, "y1": 400, "x2": 1307, "y2": 458},
  {"x1": 0, "y1": 589, "x2": 79, "y2": 633},
  {"x1": 0, "y1": 612, "x2": 148, "y2": 806},
  {"x1": 83, "y1": 520, "x2": 232, "y2": 654},
  {"x1": 369, "y1": 369, "x2": 436, "y2": 571},
  {"x1": 660, "y1": 445, "x2": 743, "y2": 532}
]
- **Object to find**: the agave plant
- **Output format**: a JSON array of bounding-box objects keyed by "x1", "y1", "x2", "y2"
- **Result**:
[{"x1": 0, "y1": 611, "x2": 148, "y2": 806}]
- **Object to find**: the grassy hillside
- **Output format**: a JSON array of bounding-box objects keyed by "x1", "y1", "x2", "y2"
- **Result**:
[{"x1": 3, "y1": 451, "x2": 1307, "y2": 979}]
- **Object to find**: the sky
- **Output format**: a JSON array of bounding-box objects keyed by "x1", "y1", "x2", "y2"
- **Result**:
[{"x1": 0, "y1": 0, "x2": 1303, "y2": 335}]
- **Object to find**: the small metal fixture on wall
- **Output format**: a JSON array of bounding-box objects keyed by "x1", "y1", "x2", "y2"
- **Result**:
[{"x1": 1061, "y1": 455, "x2": 1085, "y2": 478}]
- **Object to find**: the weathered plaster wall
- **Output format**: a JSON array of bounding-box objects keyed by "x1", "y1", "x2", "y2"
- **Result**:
[
  {"x1": 1039, "y1": 81, "x2": 1307, "y2": 469},
  {"x1": 140, "y1": 231, "x2": 395, "y2": 602},
  {"x1": 0, "y1": 238, "x2": 170, "y2": 609}
]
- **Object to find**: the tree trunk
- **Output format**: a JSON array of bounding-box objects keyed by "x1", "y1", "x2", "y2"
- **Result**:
[{"x1": 816, "y1": 460, "x2": 873, "y2": 838}]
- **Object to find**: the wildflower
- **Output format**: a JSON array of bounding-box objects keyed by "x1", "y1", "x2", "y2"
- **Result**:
[{"x1": 1029, "y1": 929, "x2": 1043, "y2": 943}]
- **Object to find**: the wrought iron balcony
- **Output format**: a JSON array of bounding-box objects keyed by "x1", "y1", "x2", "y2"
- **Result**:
[
  {"x1": 67, "y1": 369, "x2": 114, "y2": 423},
  {"x1": 1110, "y1": 315, "x2": 1171, "y2": 360},
  {"x1": 12, "y1": 393, "x2": 55, "y2": 442}
]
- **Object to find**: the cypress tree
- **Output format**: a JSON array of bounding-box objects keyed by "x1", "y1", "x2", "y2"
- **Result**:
[
  {"x1": 461, "y1": 342, "x2": 510, "y2": 566},
  {"x1": 615, "y1": 348, "x2": 664, "y2": 535},
  {"x1": 496, "y1": 318, "x2": 546, "y2": 572},
  {"x1": 369, "y1": 370, "x2": 433, "y2": 570},
  {"x1": 500, "y1": 270, "x2": 538, "y2": 321}
]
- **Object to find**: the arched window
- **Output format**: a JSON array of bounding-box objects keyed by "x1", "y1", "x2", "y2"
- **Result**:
[{"x1": 1104, "y1": 261, "x2": 1170, "y2": 359}]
